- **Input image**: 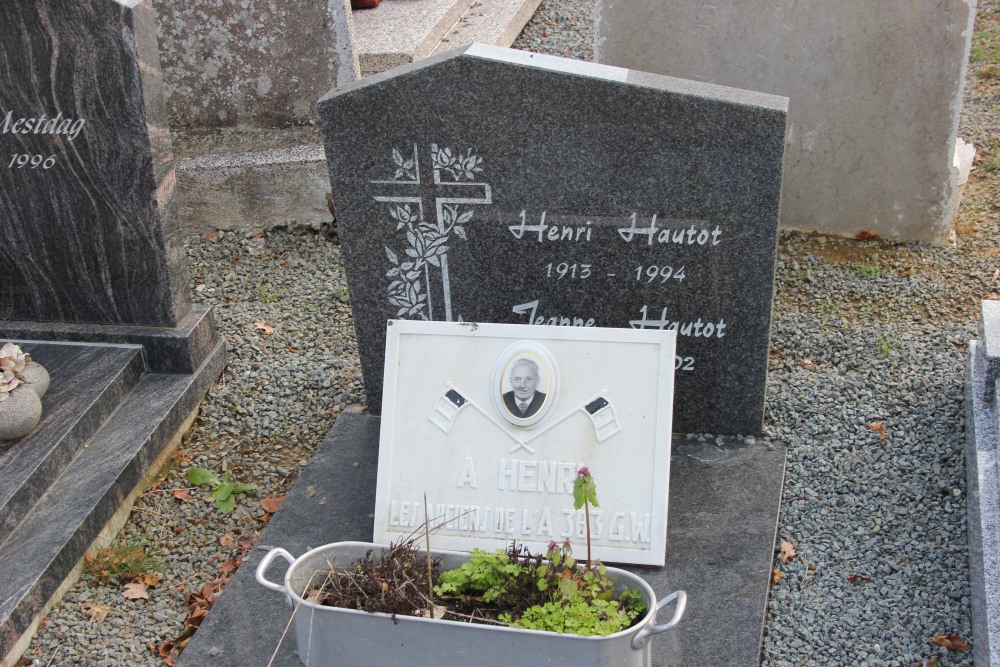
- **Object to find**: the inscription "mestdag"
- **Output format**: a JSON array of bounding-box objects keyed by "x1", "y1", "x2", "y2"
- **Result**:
[{"x1": 2, "y1": 110, "x2": 86, "y2": 142}]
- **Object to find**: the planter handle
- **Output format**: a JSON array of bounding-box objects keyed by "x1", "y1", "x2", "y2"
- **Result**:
[
  {"x1": 630, "y1": 589, "x2": 687, "y2": 650},
  {"x1": 255, "y1": 547, "x2": 295, "y2": 594}
]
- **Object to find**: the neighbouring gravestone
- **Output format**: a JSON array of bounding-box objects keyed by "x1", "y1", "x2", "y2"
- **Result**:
[
  {"x1": 155, "y1": 0, "x2": 357, "y2": 131},
  {"x1": 319, "y1": 44, "x2": 788, "y2": 435},
  {"x1": 375, "y1": 320, "x2": 676, "y2": 565},
  {"x1": 595, "y1": 0, "x2": 977, "y2": 244},
  {"x1": 153, "y1": 0, "x2": 358, "y2": 233},
  {"x1": 0, "y1": 3, "x2": 223, "y2": 661},
  {"x1": 0, "y1": 0, "x2": 187, "y2": 330}
]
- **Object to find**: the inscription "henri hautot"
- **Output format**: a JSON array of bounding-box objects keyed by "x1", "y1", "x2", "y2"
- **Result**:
[{"x1": 508, "y1": 210, "x2": 723, "y2": 246}]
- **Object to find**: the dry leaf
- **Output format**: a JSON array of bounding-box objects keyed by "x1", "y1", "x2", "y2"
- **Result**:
[
  {"x1": 847, "y1": 574, "x2": 875, "y2": 584},
  {"x1": 799, "y1": 359, "x2": 814, "y2": 367},
  {"x1": 929, "y1": 635, "x2": 969, "y2": 652},
  {"x1": 122, "y1": 581, "x2": 149, "y2": 600},
  {"x1": 417, "y1": 604, "x2": 448, "y2": 619},
  {"x1": 219, "y1": 533, "x2": 235, "y2": 548},
  {"x1": 172, "y1": 489, "x2": 194, "y2": 502},
  {"x1": 855, "y1": 229, "x2": 878, "y2": 241},
  {"x1": 253, "y1": 321, "x2": 275, "y2": 335},
  {"x1": 143, "y1": 572, "x2": 162, "y2": 587},
  {"x1": 81, "y1": 603, "x2": 111, "y2": 622},
  {"x1": 771, "y1": 568, "x2": 785, "y2": 585},
  {"x1": 778, "y1": 540, "x2": 797, "y2": 564},
  {"x1": 870, "y1": 422, "x2": 887, "y2": 445},
  {"x1": 260, "y1": 495, "x2": 285, "y2": 514}
]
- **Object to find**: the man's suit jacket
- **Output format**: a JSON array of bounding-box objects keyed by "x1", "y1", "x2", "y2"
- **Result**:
[{"x1": 502, "y1": 390, "x2": 546, "y2": 418}]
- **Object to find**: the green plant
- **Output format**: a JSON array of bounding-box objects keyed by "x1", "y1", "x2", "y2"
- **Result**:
[
  {"x1": 573, "y1": 466, "x2": 599, "y2": 567},
  {"x1": 187, "y1": 467, "x2": 257, "y2": 513},
  {"x1": 258, "y1": 287, "x2": 278, "y2": 303},
  {"x1": 851, "y1": 263, "x2": 882, "y2": 278},
  {"x1": 434, "y1": 467, "x2": 646, "y2": 636},
  {"x1": 876, "y1": 336, "x2": 901, "y2": 359},
  {"x1": 83, "y1": 535, "x2": 163, "y2": 582},
  {"x1": 502, "y1": 591, "x2": 646, "y2": 636}
]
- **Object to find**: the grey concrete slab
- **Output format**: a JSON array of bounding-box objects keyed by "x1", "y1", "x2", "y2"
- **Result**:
[
  {"x1": 179, "y1": 411, "x2": 785, "y2": 667},
  {"x1": 432, "y1": 0, "x2": 545, "y2": 55},
  {"x1": 0, "y1": 340, "x2": 226, "y2": 661},
  {"x1": 318, "y1": 44, "x2": 787, "y2": 435}
]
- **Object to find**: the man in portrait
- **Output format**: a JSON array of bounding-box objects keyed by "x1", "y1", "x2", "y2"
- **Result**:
[{"x1": 502, "y1": 358, "x2": 546, "y2": 418}]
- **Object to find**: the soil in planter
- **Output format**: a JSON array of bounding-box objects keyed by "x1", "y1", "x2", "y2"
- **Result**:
[{"x1": 304, "y1": 541, "x2": 646, "y2": 635}]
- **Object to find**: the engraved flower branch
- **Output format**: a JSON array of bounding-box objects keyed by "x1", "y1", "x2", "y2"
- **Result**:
[{"x1": 382, "y1": 145, "x2": 484, "y2": 319}]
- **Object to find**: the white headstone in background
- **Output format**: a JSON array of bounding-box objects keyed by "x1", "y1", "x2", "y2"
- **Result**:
[
  {"x1": 595, "y1": 0, "x2": 976, "y2": 243},
  {"x1": 374, "y1": 320, "x2": 676, "y2": 566}
]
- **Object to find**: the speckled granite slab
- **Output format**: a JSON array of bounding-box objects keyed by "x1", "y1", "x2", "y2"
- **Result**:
[
  {"x1": 177, "y1": 411, "x2": 785, "y2": 667},
  {"x1": 318, "y1": 45, "x2": 788, "y2": 435}
]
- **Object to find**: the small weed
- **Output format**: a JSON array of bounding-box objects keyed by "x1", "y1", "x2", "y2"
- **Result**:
[
  {"x1": 258, "y1": 288, "x2": 278, "y2": 304},
  {"x1": 876, "y1": 336, "x2": 901, "y2": 359},
  {"x1": 852, "y1": 263, "x2": 883, "y2": 278},
  {"x1": 84, "y1": 535, "x2": 163, "y2": 583},
  {"x1": 980, "y1": 158, "x2": 1000, "y2": 173},
  {"x1": 338, "y1": 286, "x2": 350, "y2": 304},
  {"x1": 187, "y1": 467, "x2": 258, "y2": 514},
  {"x1": 980, "y1": 64, "x2": 1000, "y2": 80}
]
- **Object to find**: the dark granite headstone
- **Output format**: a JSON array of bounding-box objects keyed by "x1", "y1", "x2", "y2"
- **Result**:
[
  {"x1": 0, "y1": 0, "x2": 188, "y2": 328},
  {"x1": 0, "y1": 3, "x2": 225, "y2": 659},
  {"x1": 318, "y1": 44, "x2": 787, "y2": 435}
]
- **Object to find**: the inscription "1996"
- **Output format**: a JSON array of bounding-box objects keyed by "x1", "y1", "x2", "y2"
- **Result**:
[{"x1": 8, "y1": 154, "x2": 55, "y2": 169}]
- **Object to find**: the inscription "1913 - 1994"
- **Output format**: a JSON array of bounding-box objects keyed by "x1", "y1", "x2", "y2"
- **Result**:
[{"x1": 2, "y1": 110, "x2": 87, "y2": 170}]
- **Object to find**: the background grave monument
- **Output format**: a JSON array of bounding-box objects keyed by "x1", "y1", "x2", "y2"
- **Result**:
[
  {"x1": 595, "y1": 0, "x2": 977, "y2": 243},
  {"x1": 319, "y1": 44, "x2": 788, "y2": 435},
  {"x1": 153, "y1": 0, "x2": 359, "y2": 233},
  {"x1": 0, "y1": 1, "x2": 223, "y2": 661}
]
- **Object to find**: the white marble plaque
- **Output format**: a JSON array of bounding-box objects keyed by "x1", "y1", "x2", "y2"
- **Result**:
[{"x1": 373, "y1": 320, "x2": 676, "y2": 566}]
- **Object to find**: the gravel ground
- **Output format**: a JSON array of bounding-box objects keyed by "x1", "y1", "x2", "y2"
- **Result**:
[{"x1": 20, "y1": 0, "x2": 1000, "y2": 665}]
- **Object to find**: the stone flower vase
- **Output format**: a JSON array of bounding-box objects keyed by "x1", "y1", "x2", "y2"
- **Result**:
[
  {"x1": 0, "y1": 344, "x2": 49, "y2": 441},
  {"x1": 0, "y1": 385, "x2": 43, "y2": 441}
]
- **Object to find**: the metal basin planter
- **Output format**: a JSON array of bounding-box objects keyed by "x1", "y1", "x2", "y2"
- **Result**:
[{"x1": 256, "y1": 541, "x2": 686, "y2": 667}]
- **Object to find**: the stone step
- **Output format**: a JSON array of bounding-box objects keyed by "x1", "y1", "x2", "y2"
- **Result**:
[
  {"x1": 0, "y1": 343, "x2": 145, "y2": 546},
  {"x1": 353, "y1": 0, "x2": 541, "y2": 75},
  {"x1": 0, "y1": 340, "x2": 226, "y2": 665}
]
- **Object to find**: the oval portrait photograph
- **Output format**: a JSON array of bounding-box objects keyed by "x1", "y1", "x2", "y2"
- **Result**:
[{"x1": 491, "y1": 341, "x2": 559, "y2": 428}]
